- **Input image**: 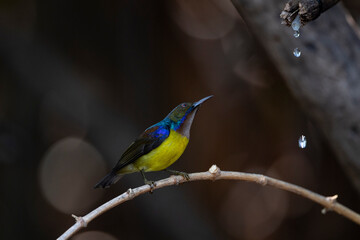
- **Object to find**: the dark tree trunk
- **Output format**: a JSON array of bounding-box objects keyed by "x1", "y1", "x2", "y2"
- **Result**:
[{"x1": 231, "y1": 0, "x2": 360, "y2": 195}]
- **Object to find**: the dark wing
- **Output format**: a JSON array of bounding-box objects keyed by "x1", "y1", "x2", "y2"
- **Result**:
[{"x1": 112, "y1": 124, "x2": 170, "y2": 172}]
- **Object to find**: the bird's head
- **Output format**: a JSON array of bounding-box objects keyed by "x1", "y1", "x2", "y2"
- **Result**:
[{"x1": 166, "y1": 95, "x2": 213, "y2": 137}]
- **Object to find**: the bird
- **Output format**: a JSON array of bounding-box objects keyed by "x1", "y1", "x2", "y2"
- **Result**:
[{"x1": 94, "y1": 95, "x2": 213, "y2": 189}]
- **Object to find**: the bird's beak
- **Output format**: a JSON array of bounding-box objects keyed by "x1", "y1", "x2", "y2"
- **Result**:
[{"x1": 192, "y1": 95, "x2": 213, "y2": 109}]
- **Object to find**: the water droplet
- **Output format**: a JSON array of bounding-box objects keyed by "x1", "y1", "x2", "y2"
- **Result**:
[
  {"x1": 294, "y1": 30, "x2": 300, "y2": 38},
  {"x1": 291, "y1": 15, "x2": 301, "y2": 31},
  {"x1": 293, "y1": 48, "x2": 301, "y2": 57},
  {"x1": 298, "y1": 135, "x2": 307, "y2": 148}
]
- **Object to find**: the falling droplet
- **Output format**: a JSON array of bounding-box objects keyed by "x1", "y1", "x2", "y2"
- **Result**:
[
  {"x1": 294, "y1": 30, "x2": 300, "y2": 38},
  {"x1": 293, "y1": 48, "x2": 301, "y2": 57},
  {"x1": 291, "y1": 15, "x2": 301, "y2": 31},
  {"x1": 298, "y1": 135, "x2": 307, "y2": 148}
]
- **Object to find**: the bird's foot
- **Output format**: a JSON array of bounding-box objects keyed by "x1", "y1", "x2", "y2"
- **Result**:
[
  {"x1": 144, "y1": 180, "x2": 156, "y2": 193},
  {"x1": 140, "y1": 170, "x2": 156, "y2": 193},
  {"x1": 166, "y1": 169, "x2": 190, "y2": 181},
  {"x1": 177, "y1": 171, "x2": 190, "y2": 180}
]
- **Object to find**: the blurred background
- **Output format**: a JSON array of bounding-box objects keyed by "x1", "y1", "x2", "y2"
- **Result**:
[{"x1": 1, "y1": 0, "x2": 360, "y2": 239}]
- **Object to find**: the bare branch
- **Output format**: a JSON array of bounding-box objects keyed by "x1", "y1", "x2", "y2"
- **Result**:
[
  {"x1": 58, "y1": 165, "x2": 360, "y2": 240},
  {"x1": 280, "y1": 0, "x2": 340, "y2": 26}
]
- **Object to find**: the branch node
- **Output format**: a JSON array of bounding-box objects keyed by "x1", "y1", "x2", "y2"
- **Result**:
[
  {"x1": 71, "y1": 214, "x2": 87, "y2": 227},
  {"x1": 257, "y1": 175, "x2": 268, "y2": 186},
  {"x1": 326, "y1": 194, "x2": 338, "y2": 203},
  {"x1": 322, "y1": 194, "x2": 338, "y2": 214},
  {"x1": 208, "y1": 165, "x2": 221, "y2": 181},
  {"x1": 326, "y1": 194, "x2": 338, "y2": 208},
  {"x1": 126, "y1": 188, "x2": 135, "y2": 199}
]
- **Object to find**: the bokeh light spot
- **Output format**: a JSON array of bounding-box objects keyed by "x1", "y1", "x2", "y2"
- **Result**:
[{"x1": 39, "y1": 137, "x2": 106, "y2": 214}]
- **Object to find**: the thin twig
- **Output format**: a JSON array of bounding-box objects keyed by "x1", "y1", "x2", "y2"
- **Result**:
[{"x1": 57, "y1": 165, "x2": 360, "y2": 240}]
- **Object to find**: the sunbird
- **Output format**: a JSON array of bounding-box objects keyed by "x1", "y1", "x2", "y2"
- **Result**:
[{"x1": 94, "y1": 95, "x2": 213, "y2": 188}]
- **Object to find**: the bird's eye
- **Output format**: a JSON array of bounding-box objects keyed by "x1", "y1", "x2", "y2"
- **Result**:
[{"x1": 181, "y1": 103, "x2": 187, "y2": 108}]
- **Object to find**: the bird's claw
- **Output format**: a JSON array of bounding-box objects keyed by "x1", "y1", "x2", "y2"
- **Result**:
[
  {"x1": 166, "y1": 169, "x2": 190, "y2": 181},
  {"x1": 144, "y1": 180, "x2": 156, "y2": 193},
  {"x1": 179, "y1": 172, "x2": 190, "y2": 181}
]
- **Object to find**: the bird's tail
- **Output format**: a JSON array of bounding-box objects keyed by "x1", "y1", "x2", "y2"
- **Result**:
[{"x1": 94, "y1": 171, "x2": 122, "y2": 189}]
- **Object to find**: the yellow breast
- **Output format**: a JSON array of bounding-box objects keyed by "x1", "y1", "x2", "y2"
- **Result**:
[{"x1": 131, "y1": 130, "x2": 189, "y2": 172}]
